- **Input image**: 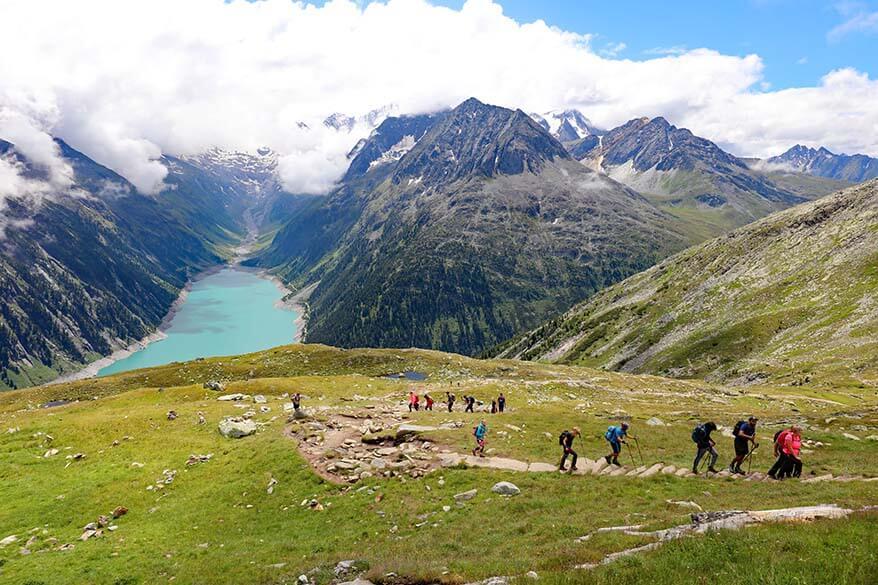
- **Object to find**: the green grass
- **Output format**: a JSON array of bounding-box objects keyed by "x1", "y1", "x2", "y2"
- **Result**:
[{"x1": 1, "y1": 345, "x2": 876, "y2": 584}]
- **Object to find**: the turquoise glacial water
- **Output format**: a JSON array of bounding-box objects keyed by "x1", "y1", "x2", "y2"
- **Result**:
[{"x1": 98, "y1": 267, "x2": 298, "y2": 376}]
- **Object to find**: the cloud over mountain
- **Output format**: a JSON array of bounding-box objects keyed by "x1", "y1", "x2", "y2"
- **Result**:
[{"x1": 1, "y1": 0, "x2": 877, "y2": 195}]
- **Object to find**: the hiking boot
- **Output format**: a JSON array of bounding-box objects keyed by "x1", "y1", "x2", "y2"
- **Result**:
[
  {"x1": 692, "y1": 466, "x2": 699, "y2": 474},
  {"x1": 570, "y1": 466, "x2": 578, "y2": 472},
  {"x1": 604, "y1": 455, "x2": 612, "y2": 464},
  {"x1": 734, "y1": 468, "x2": 745, "y2": 475},
  {"x1": 611, "y1": 459, "x2": 621, "y2": 467},
  {"x1": 559, "y1": 466, "x2": 567, "y2": 472},
  {"x1": 708, "y1": 466, "x2": 718, "y2": 473}
]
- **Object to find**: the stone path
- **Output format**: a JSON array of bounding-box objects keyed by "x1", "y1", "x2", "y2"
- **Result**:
[{"x1": 438, "y1": 452, "x2": 878, "y2": 483}]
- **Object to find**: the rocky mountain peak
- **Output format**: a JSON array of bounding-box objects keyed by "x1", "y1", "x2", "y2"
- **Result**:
[{"x1": 391, "y1": 98, "x2": 570, "y2": 188}]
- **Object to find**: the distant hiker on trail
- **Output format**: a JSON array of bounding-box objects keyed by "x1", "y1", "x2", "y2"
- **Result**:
[
  {"x1": 472, "y1": 420, "x2": 487, "y2": 457},
  {"x1": 691, "y1": 421, "x2": 719, "y2": 473},
  {"x1": 604, "y1": 422, "x2": 630, "y2": 466},
  {"x1": 424, "y1": 393, "x2": 434, "y2": 411},
  {"x1": 408, "y1": 391, "x2": 418, "y2": 412},
  {"x1": 768, "y1": 426, "x2": 793, "y2": 479},
  {"x1": 292, "y1": 393, "x2": 301, "y2": 411},
  {"x1": 729, "y1": 417, "x2": 758, "y2": 475},
  {"x1": 446, "y1": 392, "x2": 456, "y2": 412},
  {"x1": 491, "y1": 399, "x2": 497, "y2": 414},
  {"x1": 559, "y1": 427, "x2": 581, "y2": 472},
  {"x1": 780, "y1": 426, "x2": 803, "y2": 479},
  {"x1": 498, "y1": 393, "x2": 506, "y2": 413},
  {"x1": 465, "y1": 396, "x2": 475, "y2": 413}
]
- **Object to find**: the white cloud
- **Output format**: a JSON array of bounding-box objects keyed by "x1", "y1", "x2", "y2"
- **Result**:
[
  {"x1": 600, "y1": 42, "x2": 627, "y2": 58},
  {"x1": 828, "y1": 5, "x2": 878, "y2": 41},
  {"x1": 0, "y1": 0, "x2": 876, "y2": 198}
]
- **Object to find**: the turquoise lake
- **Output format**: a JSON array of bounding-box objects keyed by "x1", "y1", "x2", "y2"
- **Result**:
[{"x1": 98, "y1": 268, "x2": 298, "y2": 376}]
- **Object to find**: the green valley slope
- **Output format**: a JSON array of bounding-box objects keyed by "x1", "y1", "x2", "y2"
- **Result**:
[
  {"x1": 1, "y1": 343, "x2": 877, "y2": 585},
  {"x1": 493, "y1": 180, "x2": 878, "y2": 388}
]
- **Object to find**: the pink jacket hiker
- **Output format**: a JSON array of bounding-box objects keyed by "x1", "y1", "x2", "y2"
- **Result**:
[{"x1": 782, "y1": 433, "x2": 801, "y2": 458}]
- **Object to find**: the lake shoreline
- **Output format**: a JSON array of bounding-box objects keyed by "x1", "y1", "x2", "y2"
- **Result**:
[{"x1": 49, "y1": 214, "x2": 305, "y2": 385}]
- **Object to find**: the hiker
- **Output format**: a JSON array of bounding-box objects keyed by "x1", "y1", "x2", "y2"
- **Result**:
[
  {"x1": 472, "y1": 420, "x2": 487, "y2": 457},
  {"x1": 729, "y1": 416, "x2": 758, "y2": 475},
  {"x1": 604, "y1": 422, "x2": 630, "y2": 466},
  {"x1": 446, "y1": 392, "x2": 456, "y2": 412},
  {"x1": 292, "y1": 393, "x2": 301, "y2": 411},
  {"x1": 780, "y1": 426, "x2": 803, "y2": 479},
  {"x1": 491, "y1": 399, "x2": 497, "y2": 414},
  {"x1": 767, "y1": 426, "x2": 793, "y2": 479},
  {"x1": 424, "y1": 393, "x2": 434, "y2": 411},
  {"x1": 408, "y1": 391, "x2": 418, "y2": 412},
  {"x1": 691, "y1": 421, "x2": 719, "y2": 473},
  {"x1": 559, "y1": 427, "x2": 581, "y2": 472},
  {"x1": 497, "y1": 393, "x2": 506, "y2": 413},
  {"x1": 465, "y1": 395, "x2": 475, "y2": 413}
]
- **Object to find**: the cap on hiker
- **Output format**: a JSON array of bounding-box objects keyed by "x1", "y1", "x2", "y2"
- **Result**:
[
  {"x1": 749, "y1": 416, "x2": 758, "y2": 422},
  {"x1": 621, "y1": 422, "x2": 629, "y2": 430},
  {"x1": 572, "y1": 427, "x2": 581, "y2": 435}
]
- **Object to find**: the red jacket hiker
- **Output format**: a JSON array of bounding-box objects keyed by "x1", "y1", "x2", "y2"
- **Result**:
[{"x1": 782, "y1": 432, "x2": 801, "y2": 458}]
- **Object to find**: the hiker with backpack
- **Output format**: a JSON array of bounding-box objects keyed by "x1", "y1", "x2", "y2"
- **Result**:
[
  {"x1": 408, "y1": 391, "x2": 418, "y2": 412},
  {"x1": 465, "y1": 395, "x2": 475, "y2": 413},
  {"x1": 559, "y1": 427, "x2": 581, "y2": 472},
  {"x1": 424, "y1": 393, "x2": 434, "y2": 411},
  {"x1": 767, "y1": 426, "x2": 793, "y2": 479},
  {"x1": 472, "y1": 420, "x2": 487, "y2": 457},
  {"x1": 491, "y1": 399, "x2": 497, "y2": 414},
  {"x1": 604, "y1": 422, "x2": 631, "y2": 466},
  {"x1": 497, "y1": 393, "x2": 506, "y2": 413},
  {"x1": 446, "y1": 392, "x2": 456, "y2": 412},
  {"x1": 780, "y1": 426, "x2": 803, "y2": 479},
  {"x1": 691, "y1": 421, "x2": 719, "y2": 473},
  {"x1": 729, "y1": 417, "x2": 758, "y2": 474}
]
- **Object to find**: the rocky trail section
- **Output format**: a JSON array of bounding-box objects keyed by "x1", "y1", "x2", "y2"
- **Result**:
[
  {"x1": 438, "y1": 452, "x2": 878, "y2": 483},
  {"x1": 279, "y1": 401, "x2": 876, "y2": 485}
]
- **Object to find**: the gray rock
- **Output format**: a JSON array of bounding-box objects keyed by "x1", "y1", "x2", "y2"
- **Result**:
[
  {"x1": 0, "y1": 535, "x2": 17, "y2": 547},
  {"x1": 453, "y1": 488, "x2": 478, "y2": 502},
  {"x1": 217, "y1": 393, "x2": 250, "y2": 402},
  {"x1": 254, "y1": 395, "x2": 267, "y2": 404},
  {"x1": 646, "y1": 417, "x2": 666, "y2": 426},
  {"x1": 491, "y1": 481, "x2": 521, "y2": 496},
  {"x1": 218, "y1": 417, "x2": 257, "y2": 438},
  {"x1": 203, "y1": 380, "x2": 225, "y2": 391}
]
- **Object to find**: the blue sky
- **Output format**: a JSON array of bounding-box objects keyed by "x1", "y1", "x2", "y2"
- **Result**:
[{"x1": 406, "y1": 0, "x2": 878, "y2": 89}]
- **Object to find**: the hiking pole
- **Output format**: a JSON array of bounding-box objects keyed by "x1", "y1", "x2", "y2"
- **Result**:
[
  {"x1": 743, "y1": 442, "x2": 760, "y2": 474},
  {"x1": 632, "y1": 437, "x2": 645, "y2": 466},
  {"x1": 626, "y1": 443, "x2": 637, "y2": 467}
]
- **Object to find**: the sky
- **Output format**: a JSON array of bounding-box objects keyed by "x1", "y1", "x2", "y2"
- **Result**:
[
  {"x1": 427, "y1": 0, "x2": 878, "y2": 90},
  {"x1": 0, "y1": 0, "x2": 877, "y2": 200}
]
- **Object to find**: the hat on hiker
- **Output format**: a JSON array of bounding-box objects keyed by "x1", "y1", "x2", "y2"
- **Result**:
[
  {"x1": 748, "y1": 416, "x2": 758, "y2": 422},
  {"x1": 572, "y1": 427, "x2": 581, "y2": 436}
]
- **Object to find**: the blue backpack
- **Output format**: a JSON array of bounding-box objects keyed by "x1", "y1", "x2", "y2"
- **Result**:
[{"x1": 605, "y1": 426, "x2": 616, "y2": 441}]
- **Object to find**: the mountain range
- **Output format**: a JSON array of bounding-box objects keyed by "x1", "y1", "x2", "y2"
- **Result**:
[
  {"x1": 492, "y1": 179, "x2": 878, "y2": 388},
  {"x1": 2, "y1": 97, "x2": 877, "y2": 389},
  {"x1": 766, "y1": 144, "x2": 878, "y2": 183},
  {"x1": 253, "y1": 98, "x2": 689, "y2": 356}
]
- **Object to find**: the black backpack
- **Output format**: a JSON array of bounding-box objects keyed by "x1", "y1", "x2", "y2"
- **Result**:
[
  {"x1": 733, "y1": 420, "x2": 745, "y2": 438},
  {"x1": 692, "y1": 425, "x2": 706, "y2": 443},
  {"x1": 559, "y1": 431, "x2": 570, "y2": 446}
]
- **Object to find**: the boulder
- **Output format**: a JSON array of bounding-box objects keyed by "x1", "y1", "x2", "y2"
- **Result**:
[
  {"x1": 491, "y1": 482, "x2": 520, "y2": 496},
  {"x1": 218, "y1": 417, "x2": 257, "y2": 438},
  {"x1": 638, "y1": 463, "x2": 664, "y2": 478},
  {"x1": 254, "y1": 395, "x2": 267, "y2": 404},
  {"x1": 203, "y1": 381, "x2": 225, "y2": 391},
  {"x1": 646, "y1": 417, "x2": 665, "y2": 426}
]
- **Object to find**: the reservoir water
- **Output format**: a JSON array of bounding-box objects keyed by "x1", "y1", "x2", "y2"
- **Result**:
[{"x1": 98, "y1": 267, "x2": 298, "y2": 376}]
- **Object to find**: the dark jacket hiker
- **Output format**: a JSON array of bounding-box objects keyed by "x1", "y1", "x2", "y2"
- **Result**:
[
  {"x1": 559, "y1": 427, "x2": 581, "y2": 472},
  {"x1": 691, "y1": 422, "x2": 719, "y2": 473}
]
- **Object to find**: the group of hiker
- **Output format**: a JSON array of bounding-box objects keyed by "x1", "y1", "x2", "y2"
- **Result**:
[
  {"x1": 553, "y1": 417, "x2": 805, "y2": 479},
  {"x1": 409, "y1": 390, "x2": 506, "y2": 414},
  {"x1": 404, "y1": 388, "x2": 805, "y2": 480}
]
